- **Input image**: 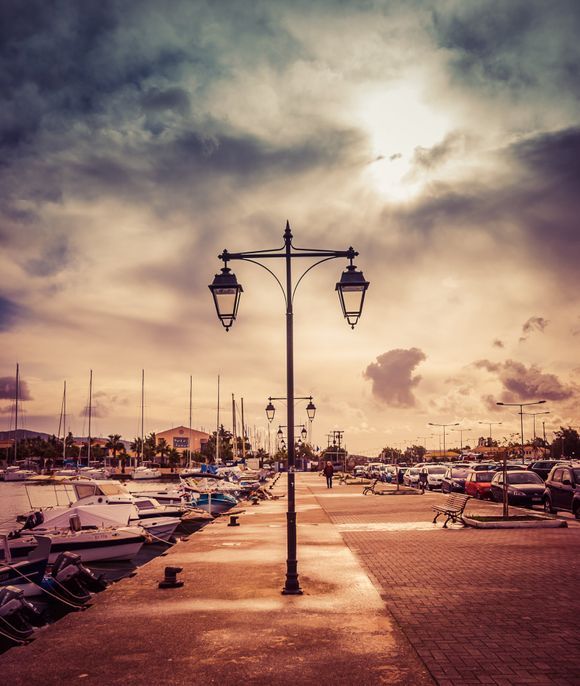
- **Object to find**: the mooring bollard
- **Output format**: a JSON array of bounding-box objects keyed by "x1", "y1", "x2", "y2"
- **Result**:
[
  {"x1": 158, "y1": 566, "x2": 184, "y2": 589},
  {"x1": 228, "y1": 514, "x2": 240, "y2": 527}
]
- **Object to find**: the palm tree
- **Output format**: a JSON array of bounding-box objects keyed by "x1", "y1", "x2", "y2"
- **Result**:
[
  {"x1": 167, "y1": 447, "x2": 181, "y2": 472},
  {"x1": 105, "y1": 434, "x2": 123, "y2": 463},
  {"x1": 156, "y1": 438, "x2": 170, "y2": 466}
]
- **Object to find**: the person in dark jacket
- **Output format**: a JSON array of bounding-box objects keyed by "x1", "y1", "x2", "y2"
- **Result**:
[{"x1": 322, "y1": 461, "x2": 334, "y2": 489}]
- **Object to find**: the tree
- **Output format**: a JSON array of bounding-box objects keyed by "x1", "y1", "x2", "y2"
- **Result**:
[
  {"x1": 156, "y1": 438, "x2": 170, "y2": 466},
  {"x1": 200, "y1": 425, "x2": 233, "y2": 463},
  {"x1": 105, "y1": 434, "x2": 123, "y2": 462},
  {"x1": 552, "y1": 427, "x2": 580, "y2": 459},
  {"x1": 167, "y1": 448, "x2": 181, "y2": 472}
]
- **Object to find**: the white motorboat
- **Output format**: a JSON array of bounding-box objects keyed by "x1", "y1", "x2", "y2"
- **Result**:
[
  {"x1": 131, "y1": 466, "x2": 162, "y2": 480},
  {"x1": 31, "y1": 480, "x2": 183, "y2": 542},
  {"x1": 3, "y1": 466, "x2": 37, "y2": 482},
  {"x1": 18, "y1": 508, "x2": 146, "y2": 563}
]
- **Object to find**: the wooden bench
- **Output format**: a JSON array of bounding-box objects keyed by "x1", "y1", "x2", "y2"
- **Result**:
[
  {"x1": 363, "y1": 478, "x2": 391, "y2": 495},
  {"x1": 432, "y1": 493, "x2": 470, "y2": 528}
]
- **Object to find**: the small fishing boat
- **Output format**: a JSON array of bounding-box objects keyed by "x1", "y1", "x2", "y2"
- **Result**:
[
  {"x1": 131, "y1": 466, "x2": 162, "y2": 480},
  {"x1": 187, "y1": 491, "x2": 238, "y2": 515}
]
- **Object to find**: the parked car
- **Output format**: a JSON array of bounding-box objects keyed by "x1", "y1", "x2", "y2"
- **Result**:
[
  {"x1": 543, "y1": 464, "x2": 580, "y2": 518},
  {"x1": 402, "y1": 467, "x2": 415, "y2": 487},
  {"x1": 441, "y1": 466, "x2": 470, "y2": 493},
  {"x1": 489, "y1": 470, "x2": 545, "y2": 507},
  {"x1": 464, "y1": 470, "x2": 495, "y2": 499},
  {"x1": 353, "y1": 466, "x2": 366, "y2": 478},
  {"x1": 528, "y1": 460, "x2": 569, "y2": 481},
  {"x1": 423, "y1": 465, "x2": 446, "y2": 490},
  {"x1": 468, "y1": 463, "x2": 497, "y2": 472}
]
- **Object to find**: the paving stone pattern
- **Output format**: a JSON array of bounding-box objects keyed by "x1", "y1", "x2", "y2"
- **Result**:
[{"x1": 314, "y1": 487, "x2": 580, "y2": 686}]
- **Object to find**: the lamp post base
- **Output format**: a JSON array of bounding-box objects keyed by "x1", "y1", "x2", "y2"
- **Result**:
[{"x1": 281, "y1": 583, "x2": 303, "y2": 596}]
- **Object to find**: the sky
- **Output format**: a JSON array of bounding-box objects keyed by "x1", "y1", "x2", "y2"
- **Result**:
[{"x1": 1, "y1": 0, "x2": 579, "y2": 456}]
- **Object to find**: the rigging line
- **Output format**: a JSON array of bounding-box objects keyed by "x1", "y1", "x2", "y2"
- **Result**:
[
  {"x1": 238, "y1": 258, "x2": 287, "y2": 307},
  {"x1": 291, "y1": 256, "x2": 338, "y2": 302}
]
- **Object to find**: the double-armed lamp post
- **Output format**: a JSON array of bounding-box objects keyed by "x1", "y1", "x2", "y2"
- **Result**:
[
  {"x1": 428, "y1": 421, "x2": 459, "y2": 460},
  {"x1": 209, "y1": 221, "x2": 369, "y2": 595}
]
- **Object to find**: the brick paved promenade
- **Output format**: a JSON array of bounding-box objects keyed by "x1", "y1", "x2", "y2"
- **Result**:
[{"x1": 310, "y1": 476, "x2": 580, "y2": 686}]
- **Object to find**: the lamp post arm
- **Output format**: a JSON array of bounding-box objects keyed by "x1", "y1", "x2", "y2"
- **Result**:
[{"x1": 235, "y1": 257, "x2": 287, "y2": 307}]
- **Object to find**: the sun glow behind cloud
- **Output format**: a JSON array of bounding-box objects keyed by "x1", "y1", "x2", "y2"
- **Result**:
[{"x1": 356, "y1": 81, "x2": 451, "y2": 202}]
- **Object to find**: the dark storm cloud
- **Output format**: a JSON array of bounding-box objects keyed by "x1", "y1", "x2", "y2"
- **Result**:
[
  {"x1": 394, "y1": 126, "x2": 580, "y2": 280},
  {"x1": 475, "y1": 358, "x2": 574, "y2": 402},
  {"x1": 363, "y1": 348, "x2": 426, "y2": 407},
  {"x1": 0, "y1": 295, "x2": 24, "y2": 331},
  {"x1": 431, "y1": 0, "x2": 580, "y2": 95},
  {"x1": 0, "y1": 376, "x2": 32, "y2": 400}
]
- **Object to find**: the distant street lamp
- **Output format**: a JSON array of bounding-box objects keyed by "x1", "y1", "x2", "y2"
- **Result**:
[
  {"x1": 428, "y1": 422, "x2": 459, "y2": 460},
  {"x1": 451, "y1": 427, "x2": 470, "y2": 452},
  {"x1": 496, "y1": 400, "x2": 547, "y2": 457},
  {"x1": 266, "y1": 396, "x2": 316, "y2": 438},
  {"x1": 496, "y1": 399, "x2": 547, "y2": 519},
  {"x1": 521, "y1": 411, "x2": 550, "y2": 441},
  {"x1": 478, "y1": 421, "x2": 503, "y2": 445},
  {"x1": 209, "y1": 222, "x2": 368, "y2": 595}
]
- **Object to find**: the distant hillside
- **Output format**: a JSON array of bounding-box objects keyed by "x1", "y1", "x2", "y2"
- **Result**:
[{"x1": 0, "y1": 429, "x2": 53, "y2": 441}]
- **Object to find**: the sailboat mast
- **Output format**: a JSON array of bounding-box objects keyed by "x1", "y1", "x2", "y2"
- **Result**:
[
  {"x1": 216, "y1": 375, "x2": 220, "y2": 465},
  {"x1": 13, "y1": 363, "x2": 19, "y2": 464},
  {"x1": 188, "y1": 375, "x2": 193, "y2": 468},
  {"x1": 87, "y1": 369, "x2": 93, "y2": 466},
  {"x1": 140, "y1": 369, "x2": 145, "y2": 467},
  {"x1": 241, "y1": 397, "x2": 246, "y2": 461},
  {"x1": 232, "y1": 393, "x2": 237, "y2": 462},
  {"x1": 62, "y1": 380, "x2": 67, "y2": 463}
]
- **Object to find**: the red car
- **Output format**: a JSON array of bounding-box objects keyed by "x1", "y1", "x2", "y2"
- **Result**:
[{"x1": 464, "y1": 470, "x2": 495, "y2": 499}]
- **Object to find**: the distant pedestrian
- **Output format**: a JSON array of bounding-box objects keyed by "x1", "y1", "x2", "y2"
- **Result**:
[
  {"x1": 419, "y1": 467, "x2": 428, "y2": 493},
  {"x1": 323, "y1": 461, "x2": 334, "y2": 489}
]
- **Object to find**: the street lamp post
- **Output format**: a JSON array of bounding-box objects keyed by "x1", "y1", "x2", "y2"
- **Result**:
[
  {"x1": 428, "y1": 422, "x2": 459, "y2": 461},
  {"x1": 478, "y1": 421, "x2": 503, "y2": 446},
  {"x1": 209, "y1": 222, "x2": 369, "y2": 595},
  {"x1": 496, "y1": 399, "x2": 547, "y2": 518},
  {"x1": 521, "y1": 411, "x2": 550, "y2": 442},
  {"x1": 496, "y1": 400, "x2": 547, "y2": 459},
  {"x1": 266, "y1": 396, "x2": 316, "y2": 447},
  {"x1": 451, "y1": 427, "x2": 470, "y2": 454}
]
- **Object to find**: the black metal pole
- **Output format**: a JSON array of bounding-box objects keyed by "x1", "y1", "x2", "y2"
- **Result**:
[{"x1": 283, "y1": 223, "x2": 301, "y2": 595}]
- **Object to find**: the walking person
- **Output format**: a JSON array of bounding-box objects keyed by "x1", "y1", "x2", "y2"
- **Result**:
[
  {"x1": 323, "y1": 460, "x2": 334, "y2": 489},
  {"x1": 419, "y1": 467, "x2": 428, "y2": 494}
]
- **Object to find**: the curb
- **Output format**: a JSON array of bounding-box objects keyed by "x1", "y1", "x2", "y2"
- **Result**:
[{"x1": 463, "y1": 515, "x2": 568, "y2": 529}]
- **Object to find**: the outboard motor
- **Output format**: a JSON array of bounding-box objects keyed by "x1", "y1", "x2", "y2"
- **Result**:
[
  {"x1": 0, "y1": 585, "x2": 46, "y2": 643},
  {"x1": 42, "y1": 552, "x2": 107, "y2": 607},
  {"x1": 19, "y1": 510, "x2": 45, "y2": 530}
]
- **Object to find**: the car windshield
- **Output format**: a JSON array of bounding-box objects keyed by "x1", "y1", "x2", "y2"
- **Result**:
[
  {"x1": 428, "y1": 467, "x2": 446, "y2": 474},
  {"x1": 451, "y1": 468, "x2": 469, "y2": 478},
  {"x1": 572, "y1": 469, "x2": 580, "y2": 481},
  {"x1": 507, "y1": 473, "x2": 543, "y2": 485},
  {"x1": 475, "y1": 472, "x2": 494, "y2": 482}
]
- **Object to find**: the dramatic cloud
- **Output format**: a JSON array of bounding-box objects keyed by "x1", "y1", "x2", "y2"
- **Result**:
[
  {"x1": 475, "y1": 359, "x2": 574, "y2": 402},
  {"x1": 0, "y1": 295, "x2": 24, "y2": 331},
  {"x1": 0, "y1": 376, "x2": 32, "y2": 401},
  {"x1": 363, "y1": 348, "x2": 427, "y2": 408},
  {"x1": 520, "y1": 316, "x2": 549, "y2": 342}
]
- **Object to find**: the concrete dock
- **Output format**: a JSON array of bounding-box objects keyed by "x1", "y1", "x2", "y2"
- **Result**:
[{"x1": 1, "y1": 474, "x2": 579, "y2": 685}]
